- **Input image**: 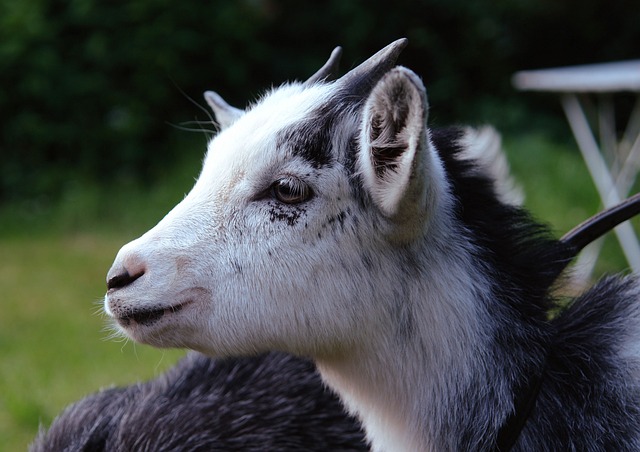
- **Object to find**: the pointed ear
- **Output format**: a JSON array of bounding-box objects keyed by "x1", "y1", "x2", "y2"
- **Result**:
[
  {"x1": 357, "y1": 67, "x2": 432, "y2": 229},
  {"x1": 204, "y1": 91, "x2": 244, "y2": 129}
]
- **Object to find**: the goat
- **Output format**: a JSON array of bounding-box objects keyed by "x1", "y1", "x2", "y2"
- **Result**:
[
  {"x1": 33, "y1": 128, "x2": 519, "y2": 452},
  {"x1": 102, "y1": 39, "x2": 640, "y2": 450},
  {"x1": 31, "y1": 352, "x2": 367, "y2": 451}
]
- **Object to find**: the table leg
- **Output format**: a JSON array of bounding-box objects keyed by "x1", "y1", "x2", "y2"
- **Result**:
[{"x1": 561, "y1": 93, "x2": 640, "y2": 272}]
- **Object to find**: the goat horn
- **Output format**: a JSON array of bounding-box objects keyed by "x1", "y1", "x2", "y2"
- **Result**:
[
  {"x1": 305, "y1": 46, "x2": 343, "y2": 85},
  {"x1": 561, "y1": 192, "x2": 640, "y2": 256},
  {"x1": 339, "y1": 38, "x2": 409, "y2": 97},
  {"x1": 548, "y1": 192, "x2": 640, "y2": 285}
]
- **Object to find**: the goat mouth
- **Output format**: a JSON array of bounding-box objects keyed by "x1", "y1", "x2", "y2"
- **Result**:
[{"x1": 117, "y1": 302, "x2": 188, "y2": 327}]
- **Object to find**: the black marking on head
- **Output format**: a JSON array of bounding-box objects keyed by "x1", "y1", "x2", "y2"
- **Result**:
[
  {"x1": 277, "y1": 108, "x2": 335, "y2": 169},
  {"x1": 268, "y1": 201, "x2": 306, "y2": 226},
  {"x1": 342, "y1": 134, "x2": 370, "y2": 209},
  {"x1": 326, "y1": 211, "x2": 347, "y2": 230},
  {"x1": 276, "y1": 93, "x2": 360, "y2": 170},
  {"x1": 318, "y1": 210, "x2": 351, "y2": 236}
]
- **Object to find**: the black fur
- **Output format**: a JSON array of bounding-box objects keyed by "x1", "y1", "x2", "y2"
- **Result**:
[
  {"x1": 276, "y1": 105, "x2": 337, "y2": 170},
  {"x1": 430, "y1": 127, "x2": 640, "y2": 449},
  {"x1": 277, "y1": 93, "x2": 361, "y2": 171},
  {"x1": 529, "y1": 276, "x2": 640, "y2": 449},
  {"x1": 32, "y1": 352, "x2": 368, "y2": 451},
  {"x1": 432, "y1": 127, "x2": 571, "y2": 315}
]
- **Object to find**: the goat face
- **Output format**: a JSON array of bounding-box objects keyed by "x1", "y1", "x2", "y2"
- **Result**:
[{"x1": 104, "y1": 39, "x2": 448, "y2": 358}]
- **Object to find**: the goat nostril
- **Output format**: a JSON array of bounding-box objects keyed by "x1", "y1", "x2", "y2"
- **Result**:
[{"x1": 107, "y1": 270, "x2": 144, "y2": 290}]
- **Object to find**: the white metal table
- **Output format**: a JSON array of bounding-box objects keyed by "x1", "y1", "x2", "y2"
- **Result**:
[{"x1": 513, "y1": 60, "x2": 640, "y2": 274}]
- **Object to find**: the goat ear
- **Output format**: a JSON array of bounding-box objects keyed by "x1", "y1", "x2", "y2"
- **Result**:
[
  {"x1": 357, "y1": 67, "x2": 431, "y2": 228},
  {"x1": 204, "y1": 91, "x2": 244, "y2": 129}
]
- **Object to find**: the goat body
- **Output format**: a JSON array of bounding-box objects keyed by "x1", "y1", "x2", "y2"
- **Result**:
[
  {"x1": 100, "y1": 39, "x2": 640, "y2": 450},
  {"x1": 32, "y1": 352, "x2": 367, "y2": 451}
]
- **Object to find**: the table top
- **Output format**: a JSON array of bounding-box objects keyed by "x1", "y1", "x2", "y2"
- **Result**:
[{"x1": 513, "y1": 60, "x2": 640, "y2": 93}]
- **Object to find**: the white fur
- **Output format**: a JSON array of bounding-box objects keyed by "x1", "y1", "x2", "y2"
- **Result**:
[{"x1": 458, "y1": 126, "x2": 524, "y2": 205}]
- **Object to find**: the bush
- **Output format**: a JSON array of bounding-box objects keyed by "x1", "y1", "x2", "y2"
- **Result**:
[{"x1": 2, "y1": 0, "x2": 639, "y2": 202}]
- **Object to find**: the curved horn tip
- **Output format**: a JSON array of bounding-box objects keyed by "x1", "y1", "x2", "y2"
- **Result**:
[
  {"x1": 329, "y1": 46, "x2": 343, "y2": 61},
  {"x1": 304, "y1": 45, "x2": 344, "y2": 85},
  {"x1": 391, "y1": 37, "x2": 409, "y2": 48},
  {"x1": 322, "y1": 45, "x2": 343, "y2": 74},
  {"x1": 354, "y1": 38, "x2": 409, "y2": 73},
  {"x1": 338, "y1": 38, "x2": 409, "y2": 97},
  {"x1": 378, "y1": 38, "x2": 409, "y2": 59}
]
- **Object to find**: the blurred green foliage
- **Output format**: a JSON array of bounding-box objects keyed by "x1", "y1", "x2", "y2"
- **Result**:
[{"x1": 2, "y1": 0, "x2": 639, "y2": 203}]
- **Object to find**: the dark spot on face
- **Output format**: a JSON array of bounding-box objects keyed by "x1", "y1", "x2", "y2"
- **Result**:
[
  {"x1": 268, "y1": 201, "x2": 306, "y2": 226},
  {"x1": 323, "y1": 210, "x2": 349, "y2": 232}
]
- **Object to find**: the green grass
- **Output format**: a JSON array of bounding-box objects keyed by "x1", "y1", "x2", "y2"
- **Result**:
[{"x1": 1, "y1": 131, "x2": 637, "y2": 450}]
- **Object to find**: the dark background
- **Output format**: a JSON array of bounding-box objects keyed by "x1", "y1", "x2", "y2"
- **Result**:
[{"x1": 2, "y1": 0, "x2": 639, "y2": 202}]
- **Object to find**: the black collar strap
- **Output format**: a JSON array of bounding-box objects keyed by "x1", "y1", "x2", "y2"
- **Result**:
[{"x1": 494, "y1": 364, "x2": 546, "y2": 452}]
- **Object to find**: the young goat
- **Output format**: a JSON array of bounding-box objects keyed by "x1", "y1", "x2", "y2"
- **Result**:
[{"x1": 103, "y1": 39, "x2": 640, "y2": 450}]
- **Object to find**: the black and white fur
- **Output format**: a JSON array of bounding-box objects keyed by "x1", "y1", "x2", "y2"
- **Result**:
[
  {"x1": 32, "y1": 353, "x2": 367, "y2": 451},
  {"x1": 99, "y1": 39, "x2": 640, "y2": 450}
]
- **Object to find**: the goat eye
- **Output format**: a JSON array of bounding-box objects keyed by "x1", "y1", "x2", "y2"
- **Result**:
[{"x1": 271, "y1": 177, "x2": 312, "y2": 204}]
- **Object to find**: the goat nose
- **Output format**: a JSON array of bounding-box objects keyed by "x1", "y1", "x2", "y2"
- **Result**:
[
  {"x1": 107, "y1": 270, "x2": 144, "y2": 290},
  {"x1": 106, "y1": 252, "x2": 147, "y2": 291}
]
